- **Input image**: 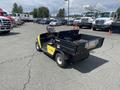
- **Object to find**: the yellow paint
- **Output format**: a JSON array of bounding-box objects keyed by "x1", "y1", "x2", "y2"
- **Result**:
[
  {"x1": 47, "y1": 45, "x2": 56, "y2": 55},
  {"x1": 38, "y1": 35, "x2": 41, "y2": 48}
]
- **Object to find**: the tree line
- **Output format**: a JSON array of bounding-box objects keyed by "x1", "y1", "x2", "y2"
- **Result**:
[
  {"x1": 32, "y1": 7, "x2": 65, "y2": 18},
  {"x1": 32, "y1": 7, "x2": 50, "y2": 18},
  {"x1": 12, "y1": 3, "x2": 23, "y2": 14},
  {"x1": 12, "y1": 3, "x2": 65, "y2": 18},
  {"x1": 12, "y1": 3, "x2": 120, "y2": 20}
]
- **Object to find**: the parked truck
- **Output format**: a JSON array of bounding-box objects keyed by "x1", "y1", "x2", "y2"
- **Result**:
[
  {"x1": 79, "y1": 12, "x2": 97, "y2": 29},
  {"x1": 93, "y1": 11, "x2": 115, "y2": 31},
  {"x1": 0, "y1": 16, "x2": 12, "y2": 33},
  {"x1": 0, "y1": 8, "x2": 15, "y2": 27},
  {"x1": 111, "y1": 12, "x2": 120, "y2": 33}
]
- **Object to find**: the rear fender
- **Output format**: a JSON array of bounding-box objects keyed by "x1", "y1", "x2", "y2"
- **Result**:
[{"x1": 54, "y1": 50, "x2": 68, "y2": 60}]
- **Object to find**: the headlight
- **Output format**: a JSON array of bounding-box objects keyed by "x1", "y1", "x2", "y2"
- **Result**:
[
  {"x1": 92, "y1": 20, "x2": 96, "y2": 25},
  {"x1": 88, "y1": 19, "x2": 93, "y2": 23},
  {"x1": 104, "y1": 21, "x2": 112, "y2": 25}
]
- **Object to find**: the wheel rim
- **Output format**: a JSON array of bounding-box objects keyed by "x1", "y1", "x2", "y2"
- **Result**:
[
  {"x1": 57, "y1": 56, "x2": 62, "y2": 65},
  {"x1": 36, "y1": 43, "x2": 39, "y2": 50}
]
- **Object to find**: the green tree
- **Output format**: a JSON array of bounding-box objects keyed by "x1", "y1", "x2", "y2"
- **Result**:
[
  {"x1": 37, "y1": 7, "x2": 49, "y2": 18},
  {"x1": 33, "y1": 8, "x2": 38, "y2": 18},
  {"x1": 116, "y1": 7, "x2": 120, "y2": 20},
  {"x1": 12, "y1": 3, "x2": 19, "y2": 14},
  {"x1": 57, "y1": 8, "x2": 65, "y2": 18},
  {"x1": 18, "y1": 5, "x2": 23, "y2": 13},
  {"x1": 12, "y1": 3, "x2": 23, "y2": 14}
]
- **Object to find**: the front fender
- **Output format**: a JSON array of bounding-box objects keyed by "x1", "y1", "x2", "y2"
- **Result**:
[{"x1": 37, "y1": 35, "x2": 41, "y2": 48}]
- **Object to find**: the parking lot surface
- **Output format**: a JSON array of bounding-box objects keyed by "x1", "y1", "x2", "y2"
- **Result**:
[{"x1": 0, "y1": 23, "x2": 120, "y2": 90}]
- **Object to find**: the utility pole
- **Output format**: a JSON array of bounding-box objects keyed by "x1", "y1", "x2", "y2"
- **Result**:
[{"x1": 65, "y1": 0, "x2": 70, "y2": 20}]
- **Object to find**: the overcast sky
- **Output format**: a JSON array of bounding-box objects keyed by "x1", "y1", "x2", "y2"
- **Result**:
[{"x1": 0, "y1": 0, "x2": 120, "y2": 15}]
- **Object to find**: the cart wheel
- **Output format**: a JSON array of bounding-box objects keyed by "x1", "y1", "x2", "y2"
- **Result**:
[
  {"x1": 55, "y1": 53, "x2": 67, "y2": 68},
  {"x1": 35, "y1": 42, "x2": 42, "y2": 52}
]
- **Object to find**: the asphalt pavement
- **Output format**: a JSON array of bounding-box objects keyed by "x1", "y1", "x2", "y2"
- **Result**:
[{"x1": 0, "y1": 23, "x2": 120, "y2": 90}]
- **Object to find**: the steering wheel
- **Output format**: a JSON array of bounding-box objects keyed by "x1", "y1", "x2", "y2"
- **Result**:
[{"x1": 46, "y1": 26, "x2": 55, "y2": 34}]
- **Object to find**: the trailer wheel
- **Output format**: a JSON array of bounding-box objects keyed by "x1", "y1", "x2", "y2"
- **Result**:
[
  {"x1": 55, "y1": 53, "x2": 67, "y2": 68},
  {"x1": 35, "y1": 42, "x2": 42, "y2": 52}
]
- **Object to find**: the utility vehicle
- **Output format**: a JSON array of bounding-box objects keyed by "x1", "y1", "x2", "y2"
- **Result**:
[{"x1": 35, "y1": 27, "x2": 104, "y2": 68}]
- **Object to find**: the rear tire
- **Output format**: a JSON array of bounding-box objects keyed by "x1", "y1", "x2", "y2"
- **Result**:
[
  {"x1": 93, "y1": 27, "x2": 96, "y2": 31},
  {"x1": 35, "y1": 42, "x2": 42, "y2": 52},
  {"x1": 55, "y1": 53, "x2": 67, "y2": 68}
]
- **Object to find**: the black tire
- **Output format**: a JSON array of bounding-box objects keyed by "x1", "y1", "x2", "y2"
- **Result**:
[
  {"x1": 4, "y1": 31, "x2": 10, "y2": 34},
  {"x1": 35, "y1": 42, "x2": 42, "y2": 52},
  {"x1": 79, "y1": 26, "x2": 82, "y2": 28},
  {"x1": 93, "y1": 27, "x2": 96, "y2": 31},
  {"x1": 89, "y1": 26, "x2": 92, "y2": 29},
  {"x1": 55, "y1": 53, "x2": 67, "y2": 68}
]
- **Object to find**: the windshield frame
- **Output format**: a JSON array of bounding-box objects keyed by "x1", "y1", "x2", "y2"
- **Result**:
[
  {"x1": 2, "y1": 12, "x2": 8, "y2": 16},
  {"x1": 84, "y1": 12, "x2": 96, "y2": 17}
]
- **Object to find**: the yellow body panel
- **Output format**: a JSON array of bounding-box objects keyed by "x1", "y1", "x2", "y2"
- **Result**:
[
  {"x1": 47, "y1": 45, "x2": 56, "y2": 55},
  {"x1": 38, "y1": 35, "x2": 41, "y2": 48}
]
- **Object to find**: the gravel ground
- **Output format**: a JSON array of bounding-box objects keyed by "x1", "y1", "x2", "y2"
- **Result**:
[{"x1": 0, "y1": 23, "x2": 120, "y2": 90}]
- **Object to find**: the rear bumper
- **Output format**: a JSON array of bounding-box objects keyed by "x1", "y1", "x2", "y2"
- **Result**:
[{"x1": 71, "y1": 48, "x2": 89, "y2": 61}]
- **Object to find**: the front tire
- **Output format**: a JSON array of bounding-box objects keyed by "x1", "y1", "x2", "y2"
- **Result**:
[
  {"x1": 55, "y1": 53, "x2": 67, "y2": 68},
  {"x1": 89, "y1": 26, "x2": 92, "y2": 29},
  {"x1": 35, "y1": 42, "x2": 42, "y2": 52}
]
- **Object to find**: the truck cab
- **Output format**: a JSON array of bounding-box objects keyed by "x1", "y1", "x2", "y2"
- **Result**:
[
  {"x1": 0, "y1": 16, "x2": 12, "y2": 33},
  {"x1": 79, "y1": 12, "x2": 97, "y2": 29},
  {"x1": 0, "y1": 8, "x2": 15, "y2": 28},
  {"x1": 93, "y1": 12, "x2": 115, "y2": 31},
  {"x1": 111, "y1": 12, "x2": 120, "y2": 33}
]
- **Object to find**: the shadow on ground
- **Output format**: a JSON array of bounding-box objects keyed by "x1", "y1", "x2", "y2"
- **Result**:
[
  {"x1": 0, "y1": 32, "x2": 20, "y2": 36},
  {"x1": 67, "y1": 55, "x2": 108, "y2": 73},
  {"x1": 43, "y1": 52, "x2": 108, "y2": 73}
]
